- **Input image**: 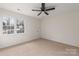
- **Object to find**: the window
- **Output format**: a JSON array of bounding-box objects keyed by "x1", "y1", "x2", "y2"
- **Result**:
[{"x1": 3, "y1": 16, "x2": 24, "y2": 34}]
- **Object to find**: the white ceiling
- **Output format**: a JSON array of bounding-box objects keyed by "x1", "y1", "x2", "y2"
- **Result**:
[{"x1": 0, "y1": 3, "x2": 79, "y2": 18}]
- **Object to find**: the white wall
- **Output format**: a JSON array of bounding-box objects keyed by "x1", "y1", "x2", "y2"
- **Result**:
[
  {"x1": 0, "y1": 8, "x2": 40, "y2": 48},
  {"x1": 41, "y1": 11, "x2": 79, "y2": 47},
  {"x1": 0, "y1": 7, "x2": 79, "y2": 48}
]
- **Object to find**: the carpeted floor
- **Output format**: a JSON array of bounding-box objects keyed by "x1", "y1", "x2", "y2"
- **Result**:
[{"x1": 0, "y1": 38, "x2": 79, "y2": 56}]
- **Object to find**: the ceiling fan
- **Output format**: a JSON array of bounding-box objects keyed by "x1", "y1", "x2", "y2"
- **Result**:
[{"x1": 32, "y1": 3, "x2": 55, "y2": 16}]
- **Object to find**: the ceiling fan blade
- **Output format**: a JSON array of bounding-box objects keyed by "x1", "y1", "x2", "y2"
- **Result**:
[
  {"x1": 46, "y1": 8, "x2": 55, "y2": 11},
  {"x1": 37, "y1": 11, "x2": 42, "y2": 16},
  {"x1": 42, "y1": 3, "x2": 45, "y2": 9},
  {"x1": 32, "y1": 9, "x2": 41, "y2": 11},
  {"x1": 44, "y1": 11, "x2": 49, "y2": 15}
]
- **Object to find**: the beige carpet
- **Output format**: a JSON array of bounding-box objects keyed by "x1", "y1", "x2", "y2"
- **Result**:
[{"x1": 0, "y1": 38, "x2": 79, "y2": 56}]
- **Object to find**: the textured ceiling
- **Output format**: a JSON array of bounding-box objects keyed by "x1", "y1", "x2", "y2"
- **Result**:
[{"x1": 0, "y1": 3, "x2": 79, "y2": 18}]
